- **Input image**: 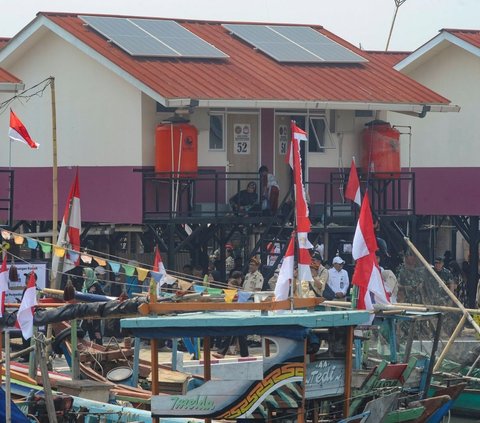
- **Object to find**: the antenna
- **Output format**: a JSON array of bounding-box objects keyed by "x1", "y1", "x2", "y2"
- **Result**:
[{"x1": 385, "y1": 0, "x2": 407, "y2": 51}]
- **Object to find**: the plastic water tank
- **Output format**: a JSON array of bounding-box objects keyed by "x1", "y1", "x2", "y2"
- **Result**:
[
  {"x1": 361, "y1": 120, "x2": 400, "y2": 179},
  {"x1": 155, "y1": 122, "x2": 198, "y2": 176}
]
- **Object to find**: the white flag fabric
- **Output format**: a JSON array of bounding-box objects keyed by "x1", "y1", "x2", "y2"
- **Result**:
[
  {"x1": 351, "y1": 195, "x2": 390, "y2": 311},
  {"x1": 16, "y1": 272, "x2": 37, "y2": 339},
  {"x1": 274, "y1": 236, "x2": 295, "y2": 301},
  {"x1": 52, "y1": 171, "x2": 81, "y2": 277}
]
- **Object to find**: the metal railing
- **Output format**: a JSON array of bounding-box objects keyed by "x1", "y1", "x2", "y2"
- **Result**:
[{"x1": 139, "y1": 169, "x2": 415, "y2": 222}]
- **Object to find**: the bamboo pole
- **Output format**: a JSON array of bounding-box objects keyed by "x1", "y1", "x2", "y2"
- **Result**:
[
  {"x1": 36, "y1": 337, "x2": 58, "y2": 423},
  {"x1": 5, "y1": 331, "x2": 11, "y2": 423},
  {"x1": 405, "y1": 237, "x2": 480, "y2": 364},
  {"x1": 50, "y1": 76, "x2": 58, "y2": 285}
]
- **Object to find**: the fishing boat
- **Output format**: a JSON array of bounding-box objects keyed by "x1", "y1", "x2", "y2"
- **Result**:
[{"x1": 121, "y1": 308, "x2": 371, "y2": 421}]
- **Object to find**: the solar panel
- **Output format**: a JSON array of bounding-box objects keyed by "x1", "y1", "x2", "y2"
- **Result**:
[
  {"x1": 223, "y1": 24, "x2": 367, "y2": 63},
  {"x1": 130, "y1": 19, "x2": 228, "y2": 58},
  {"x1": 80, "y1": 15, "x2": 228, "y2": 59}
]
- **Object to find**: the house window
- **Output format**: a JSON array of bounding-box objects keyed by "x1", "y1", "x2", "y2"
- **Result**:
[
  {"x1": 308, "y1": 117, "x2": 326, "y2": 152},
  {"x1": 209, "y1": 114, "x2": 224, "y2": 150}
]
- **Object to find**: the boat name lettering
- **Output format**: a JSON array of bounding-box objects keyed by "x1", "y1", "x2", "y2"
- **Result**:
[
  {"x1": 306, "y1": 360, "x2": 342, "y2": 386},
  {"x1": 170, "y1": 395, "x2": 215, "y2": 411}
]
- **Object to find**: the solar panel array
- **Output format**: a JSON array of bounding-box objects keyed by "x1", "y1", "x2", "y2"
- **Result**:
[
  {"x1": 223, "y1": 24, "x2": 367, "y2": 63},
  {"x1": 80, "y1": 15, "x2": 229, "y2": 59}
]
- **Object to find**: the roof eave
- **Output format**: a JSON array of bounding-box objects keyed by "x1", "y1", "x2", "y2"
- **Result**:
[
  {"x1": 395, "y1": 31, "x2": 480, "y2": 72},
  {"x1": 167, "y1": 98, "x2": 459, "y2": 113},
  {"x1": 0, "y1": 15, "x2": 169, "y2": 106},
  {"x1": 0, "y1": 82, "x2": 25, "y2": 92}
]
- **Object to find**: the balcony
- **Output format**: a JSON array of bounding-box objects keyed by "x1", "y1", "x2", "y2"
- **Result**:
[{"x1": 139, "y1": 169, "x2": 415, "y2": 225}]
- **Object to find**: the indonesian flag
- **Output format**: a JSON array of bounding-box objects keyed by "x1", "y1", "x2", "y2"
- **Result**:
[
  {"x1": 0, "y1": 255, "x2": 8, "y2": 317},
  {"x1": 345, "y1": 159, "x2": 361, "y2": 206},
  {"x1": 152, "y1": 247, "x2": 166, "y2": 285},
  {"x1": 290, "y1": 122, "x2": 313, "y2": 283},
  {"x1": 16, "y1": 272, "x2": 37, "y2": 340},
  {"x1": 52, "y1": 171, "x2": 81, "y2": 277},
  {"x1": 352, "y1": 194, "x2": 390, "y2": 310},
  {"x1": 274, "y1": 235, "x2": 295, "y2": 301},
  {"x1": 9, "y1": 109, "x2": 39, "y2": 149}
]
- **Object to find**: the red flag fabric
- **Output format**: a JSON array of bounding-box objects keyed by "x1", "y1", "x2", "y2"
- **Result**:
[
  {"x1": 9, "y1": 109, "x2": 39, "y2": 149},
  {"x1": 345, "y1": 159, "x2": 361, "y2": 206},
  {"x1": 274, "y1": 235, "x2": 295, "y2": 301},
  {"x1": 15, "y1": 272, "x2": 37, "y2": 339},
  {"x1": 0, "y1": 255, "x2": 8, "y2": 317},
  {"x1": 52, "y1": 171, "x2": 81, "y2": 276},
  {"x1": 352, "y1": 195, "x2": 390, "y2": 310},
  {"x1": 289, "y1": 122, "x2": 311, "y2": 235}
]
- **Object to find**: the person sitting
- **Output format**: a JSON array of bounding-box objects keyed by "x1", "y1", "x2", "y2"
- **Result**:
[
  {"x1": 259, "y1": 165, "x2": 280, "y2": 214},
  {"x1": 229, "y1": 181, "x2": 259, "y2": 215}
]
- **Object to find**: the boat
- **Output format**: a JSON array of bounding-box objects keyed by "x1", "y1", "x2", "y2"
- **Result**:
[{"x1": 121, "y1": 308, "x2": 371, "y2": 421}]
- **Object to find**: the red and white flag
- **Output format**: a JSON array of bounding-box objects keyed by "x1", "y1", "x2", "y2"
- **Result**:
[
  {"x1": 345, "y1": 159, "x2": 361, "y2": 206},
  {"x1": 16, "y1": 272, "x2": 37, "y2": 339},
  {"x1": 52, "y1": 171, "x2": 81, "y2": 277},
  {"x1": 153, "y1": 247, "x2": 167, "y2": 285},
  {"x1": 352, "y1": 195, "x2": 390, "y2": 311},
  {"x1": 289, "y1": 122, "x2": 313, "y2": 283},
  {"x1": 274, "y1": 235, "x2": 295, "y2": 301},
  {"x1": 9, "y1": 109, "x2": 39, "y2": 149},
  {"x1": 0, "y1": 255, "x2": 8, "y2": 317}
]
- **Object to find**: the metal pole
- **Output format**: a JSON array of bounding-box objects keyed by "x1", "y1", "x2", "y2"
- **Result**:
[{"x1": 343, "y1": 326, "x2": 354, "y2": 418}]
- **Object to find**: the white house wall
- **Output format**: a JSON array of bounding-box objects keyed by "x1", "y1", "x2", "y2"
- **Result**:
[
  {"x1": 388, "y1": 43, "x2": 480, "y2": 215},
  {"x1": 1, "y1": 31, "x2": 143, "y2": 168}
]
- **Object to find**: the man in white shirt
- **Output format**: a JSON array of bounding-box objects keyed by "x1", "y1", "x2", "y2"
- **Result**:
[{"x1": 326, "y1": 256, "x2": 349, "y2": 299}]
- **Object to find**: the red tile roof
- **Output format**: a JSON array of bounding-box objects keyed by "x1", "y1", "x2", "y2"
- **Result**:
[
  {"x1": 442, "y1": 29, "x2": 480, "y2": 49},
  {"x1": 0, "y1": 66, "x2": 21, "y2": 83},
  {"x1": 42, "y1": 12, "x2": 449, "y2": 105},
  {"x1": 365, "y1": 51, "x2": 410, "y2": 68}
]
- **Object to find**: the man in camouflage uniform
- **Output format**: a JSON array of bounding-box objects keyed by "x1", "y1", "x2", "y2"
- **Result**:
[
  {"x1": 243, "y1": 257, "x2": 264, "y2": 292},
  {"x1": 420, "y1": 257, "x2": 458, "y2": 335},
  {"x1": 396, "y1": 252, "x2": 423, "y2": 304}
]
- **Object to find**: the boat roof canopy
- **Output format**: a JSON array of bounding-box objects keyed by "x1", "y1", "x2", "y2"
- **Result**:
[{"x1": 121, "y1": 310, "x2": 371, "y2": 340}]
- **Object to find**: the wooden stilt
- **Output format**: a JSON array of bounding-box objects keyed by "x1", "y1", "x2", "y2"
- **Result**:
[
  {"x1": 151, "y1": 338, "x2": 159, "y2": 423},
  {"x1": 36, "y1": 337, "x2": 58, "y2": 423},
  {"x1": 343, "y1": 326, "x2": 354, "y2": 418}
]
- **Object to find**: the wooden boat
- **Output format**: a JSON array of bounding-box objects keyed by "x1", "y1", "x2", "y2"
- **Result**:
[{"x1": 121, "y1": 309, "x2": 371, "y2": 421}]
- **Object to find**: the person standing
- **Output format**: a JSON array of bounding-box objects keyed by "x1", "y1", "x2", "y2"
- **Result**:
[
  {"x1": 81, "y1": 267, "x2": 104, "y2": 345},
  {"x1": 243, "y1": 257, "x2": 264, "y2": 292},
  {"x1": 325, "y1": 256, "x2": 349, "y2": 299},
  {"x1": 310, "y1": 253, "x2": 329, "y2": 297},
  {"x1": 258, "y1": 165, "x2": 279, "y2": 214}
]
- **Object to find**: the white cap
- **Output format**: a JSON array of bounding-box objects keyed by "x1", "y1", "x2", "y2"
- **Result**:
[
  {"x1": 94, "y1": 265, "x2": 106, "y2": 275},
  {"x1": 332, "y1": 256, "x2": 345, "y2": 265}
]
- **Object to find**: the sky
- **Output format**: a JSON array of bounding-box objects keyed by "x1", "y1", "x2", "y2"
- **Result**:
[{"x1": 1, "y1": 0, "x2": 479, "y2": 52}]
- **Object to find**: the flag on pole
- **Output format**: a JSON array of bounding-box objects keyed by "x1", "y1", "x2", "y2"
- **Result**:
[
  {"x1": 16, "y1": 271, "x2": 37, "y2": 339},
  {"x1": 345, "y1": 159, "x2": 361, "y2": 205},
  {"x1": 9, "y1": 109, "x2": 40, "y2": 149},
  {"x1": 274, "y1": 235, "x2": 295, "y2": 301},
  {"x1": 0, "y1": 255, "x2": 8, "y2": 317},
  {"x1": 52, "y1": 171, "x2": 81, "y2": 277},
  {"x1": 289, "y1": 121, "x2": 313, "y2": 283},
  {"x1": 352, "y1": 195, "x2": 390, "y2": 311},
  {"x1": 152, "y1": 247, "x2": 166, "y2": 285}
]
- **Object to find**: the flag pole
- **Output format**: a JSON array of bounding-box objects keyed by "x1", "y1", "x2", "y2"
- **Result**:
[{"x1": 50, "y1": 77, "x2": 59, "y2": 288}]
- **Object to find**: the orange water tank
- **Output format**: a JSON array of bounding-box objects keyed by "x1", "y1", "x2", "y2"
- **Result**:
[
  {"x1": 155, "y1": 122, "x2": 198, "y2": 176},
  {"x1": 361, "y1": 120, "x2": 400, "y2": 179}
]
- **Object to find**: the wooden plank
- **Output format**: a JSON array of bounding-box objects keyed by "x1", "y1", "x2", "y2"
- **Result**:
[{"x1": 139, "y1": 298, "x2": 323, "y2": 314}]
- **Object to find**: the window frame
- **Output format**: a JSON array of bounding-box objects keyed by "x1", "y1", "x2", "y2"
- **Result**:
[{"x1": 208, "y1": 113, "x2": 225, "y2": 151}]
